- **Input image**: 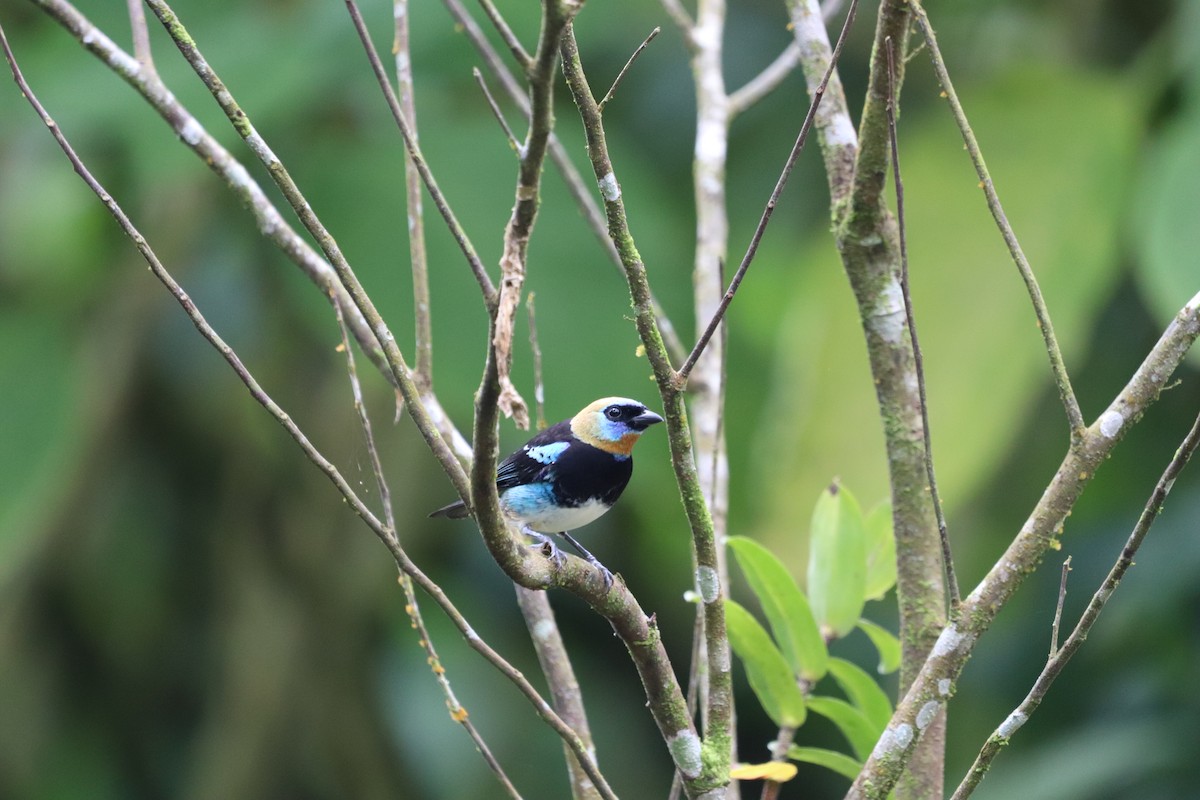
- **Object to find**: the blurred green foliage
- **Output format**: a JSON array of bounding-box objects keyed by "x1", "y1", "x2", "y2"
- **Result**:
[{"x1": 1, "y1": 0, "x2": 1198, "y2": 798}]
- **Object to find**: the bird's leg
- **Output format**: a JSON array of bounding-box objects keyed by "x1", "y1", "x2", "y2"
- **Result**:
[
  {"x1": 558, "y1": 532, "x2": 614, "y2": 591},
  {"x1": 521, "y1": 526, "x2": 565, "y2": 569}
]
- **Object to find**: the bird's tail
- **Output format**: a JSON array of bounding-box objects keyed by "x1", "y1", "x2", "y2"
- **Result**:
[{"x1": 428, "y1": 500, "x2": 470, "y2": 520}]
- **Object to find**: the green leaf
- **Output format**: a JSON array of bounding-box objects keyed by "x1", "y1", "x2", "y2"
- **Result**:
[
  {"x1": 786, "y1": 746, "x2": 863, "y2": 782},
  {"x1": 863, "y1": 502, "x2": 896, "y2": 601},
  {"x1": 725, "y1": 600, "x2": 807, "y2": 727},
  {"x1": 827, "y1": 658, "x2": 892, "y2": 734},
  {"x1": 728, "y1": 536, "x2": 829, "y2": 681},
  {"x1": 806, "y1": 483, "x2": 867, "y2": 639},
  {"x1": 807, "y1": 696, "x2": 878, "y2": 762},
  {"x1": 857, "y1": 619, "x2": 902, "y2": 675}
]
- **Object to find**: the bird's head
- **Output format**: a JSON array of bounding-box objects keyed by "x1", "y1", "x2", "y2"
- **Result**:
[{"x1": 570, "y1": 397, "x2": 663, "y2": 456}]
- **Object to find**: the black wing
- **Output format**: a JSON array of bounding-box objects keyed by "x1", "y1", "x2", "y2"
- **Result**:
[{"x1": 495, "y1": 420, "x2": 573, "y2": 490}]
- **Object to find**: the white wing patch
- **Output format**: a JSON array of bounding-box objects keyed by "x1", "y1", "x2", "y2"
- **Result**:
[{"x1": 525, "y1": 441, "x2": 570, "y2": 465}]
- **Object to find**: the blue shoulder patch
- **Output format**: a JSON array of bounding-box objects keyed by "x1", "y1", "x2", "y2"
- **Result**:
[{"x1": 525, "y1": 441, "x2": 570, "y2": 465}]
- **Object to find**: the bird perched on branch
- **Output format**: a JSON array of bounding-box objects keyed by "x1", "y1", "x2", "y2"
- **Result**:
[{"x1": 429, "y1": 397, "x2": 663, "y2": 589}]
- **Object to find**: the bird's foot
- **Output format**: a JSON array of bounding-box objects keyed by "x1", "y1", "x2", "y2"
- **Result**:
[
  {"x1": 523, "y1": 528, "x2": 566, "y2": 570},
  {"x1": 560, "y1": 531, "x2": 614, "y2": 592}
]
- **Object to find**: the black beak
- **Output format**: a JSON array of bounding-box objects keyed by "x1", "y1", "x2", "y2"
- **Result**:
[{"x1": 631, "y1": 410, "x2": 664, "y2": 430}]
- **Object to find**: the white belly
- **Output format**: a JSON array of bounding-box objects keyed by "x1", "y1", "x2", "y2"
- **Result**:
[{"x1": 506, "y1": 496, "x2": 611, "y2": 533}]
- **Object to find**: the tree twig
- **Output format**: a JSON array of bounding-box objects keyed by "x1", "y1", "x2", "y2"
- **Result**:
[
  {"x1": 342, "y1": 0, "x2": 496, "y2": 304},
  {"x1": 474, "y1": 67, "x2": 522, "y2": 154},
  {"x1": 677, "y1": 0, "x2": 860, "y2": 384},
  {"x1": 526, "y1": 292, "x2": 547, "y2": 431},
  {"x1": 126, "y1": 0, "x2": 155, "y2": 74},
  {"x1": 884, "y1": 35, "x2": 960, "y2": 611},
  {"x1": 908, "y1": 0, "x2": 1085, "y2": 441},
  {"x1": 598, "y1": 27, "x2": 660, "y2": 113},
  {"x1": 659, "y1": 0, "x2": 696, "y2": 37},
  {"x1": 477, "y1": 0, "x2": 532, "y2": 70},
  {"x1": 559, "y1": 24, "x2": 727, "y2": 798},
  {"x1": 394, "y1": 0, "x2": 434, "y2": 385},
  {"x1": 1049, "y1": 557, "x2": 1071, "y2": 657},
  {"x1": 949, "y1": 410, "x2": 1200, "y2": 800}
]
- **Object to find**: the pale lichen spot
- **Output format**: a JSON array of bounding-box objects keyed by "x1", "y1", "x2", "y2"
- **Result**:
[
  {"x1": 180, "y1": 118, "x2": 204, "y2": 146},
  {"x1": 916, "y1": 700, "x2": 940, "y2": 731},
  {"x1": 695, "y1": 566, "x2": 720, "y2": 604},
  {"x1": 1098, "y1": 409, "x2": 1124, "y2": 439},
  {"x1": 667, "y1": 730, "x2": 703, "y2": 778},
  {"x1": 532, "y1": 618, "x2": 556, "y2": 641},
  {"x1": 598, "y1": 172, "x2": 621, "y2": 202},
  {"x1": 937, "y1": 678, "x2": 952, "y2": 697},
  {"x1": 868, "y1": 275, "x2": 907, "y2": 343},
  {"x1": 871, "y1": 723, "x2": 914, "y2": 760},
  {"x1": 932, "y1": 624, "x2": 969, "y2": 659},
  {"x1": 998, "y1": 710, "x2": 1027, "y2": 738},
  {"x1": 823, "y1": 112, "x2": 857, "y2": 148}
]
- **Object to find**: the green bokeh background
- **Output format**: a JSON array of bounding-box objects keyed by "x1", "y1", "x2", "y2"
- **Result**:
[{"x1": 2, "y1": 0, "x2": 1199, "y2": 797}]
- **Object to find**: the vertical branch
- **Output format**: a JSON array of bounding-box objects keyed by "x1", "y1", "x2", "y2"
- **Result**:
[
  {"x1": 393, "y1": 0, "x2": 434, "y2": 384},
  {"x1": 788, "y1": 0, "x2": 949, "y2": 794},
  {"x1": 514, "y1": 588, "x2": 601, "y2": 800},
  {"x1": 884, "y1": 36, "x2": 959, "y2": 609},
  {"x1": 126, "y1": 0, "x2": 155, "y2": 74},
  {"x1": 672, "y1": 1, "x2": 736, "y2": 793},
  {"x1": 559, "y1": 26, "x2": 731, "y2": 799},
  {"x1": 526, "y1": 293, "x2": 548, "y2": 431}
]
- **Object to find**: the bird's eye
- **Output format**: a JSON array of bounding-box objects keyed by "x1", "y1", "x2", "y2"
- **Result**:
[{"x1": 605, "y1": 406, "x2": 623, "y2": 420}]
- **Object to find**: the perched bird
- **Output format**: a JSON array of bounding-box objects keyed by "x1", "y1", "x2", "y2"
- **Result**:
[{"x1": 429, "y1": 397, "x2": 663, "y2": 588}]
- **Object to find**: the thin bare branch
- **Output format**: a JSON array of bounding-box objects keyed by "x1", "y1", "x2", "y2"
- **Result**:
[
  {"x1": 478, "y1": 0, "x2": 532, "y2": 69},
  {"x1": 31, "y1": 0, "x2": 470, "y2": 460},
  {"x1": 950, "y1": 410, "x2": 1200, "y2": 800},
  {"x1": 126, "y1": 0, "x2": 155, "y2": 74},
  {"x1": 514, "y1": 587, "x2": 601, "y2": 800},
  {"x1": 526, "y1": 292, "x2": 547, "y2": 431},
  {"x1": 1049, "y1": 557, "x2": 1071, "y2": 657},
  {"x1": 598, "y1": 27, "x2": 660, "y2": 113},
  {"x1": 474, "y1": 67, "x2": 522, "y2": 153},
  {"x1": 678, "y1": 0, "x2": 860, "y2": 384},
  {"x1": 559, "y1": 25, "x2": 724, "y2": 796},
  {"x1": 342, "y1": 0, "x2": 496, "y2": 303},
  {"x1": 885, "y1": 36, "x2": 959, "y2": 610},
  {"x1": 394, "y1": 0, "x2": 434, "y2": 384},
  {"x1": 908, "y1": 0, "x2": 1085, "y2": 441},
  {"x1": 659, "y1": 0, "x2": 696, "y2": 36},
  {"x1": 728, "y1": 41, "x2": 800, "y2": 117}
]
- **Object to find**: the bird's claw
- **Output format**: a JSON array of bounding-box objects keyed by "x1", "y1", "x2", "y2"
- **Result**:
[
  {"x1": 523, "y1": 528, "x2": 614, "y2": 592},
  {"x1": 524, "y1": 530, "x2": 566, "y2": 569}
]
